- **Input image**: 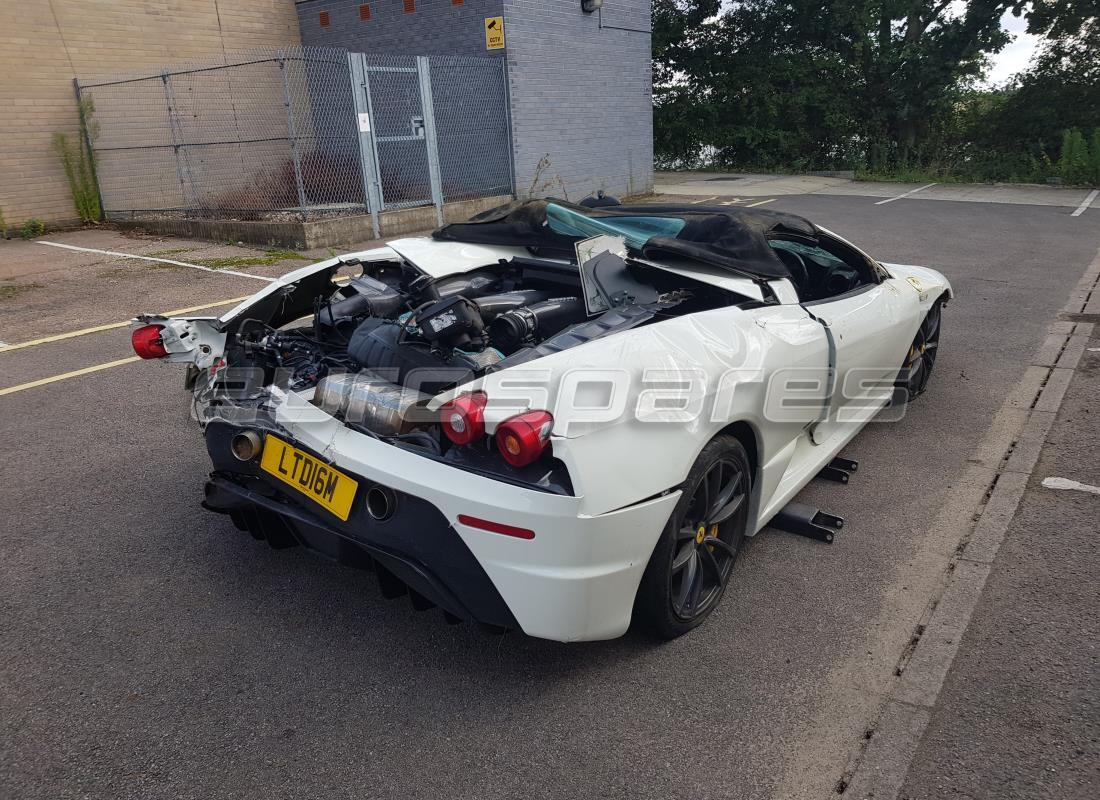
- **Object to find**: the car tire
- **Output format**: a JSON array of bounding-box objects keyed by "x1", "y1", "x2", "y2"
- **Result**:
[
  {"x1": 896, "y1": 299, "x2": 943, "y2": 403},
  {"x1": 634, "y1": 435, "x2": 752, "y2": 640}
]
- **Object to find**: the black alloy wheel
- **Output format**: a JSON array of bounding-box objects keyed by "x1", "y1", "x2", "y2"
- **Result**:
[
  {"x1": 898, "y1": 300, "x2": 942, "y2": 402},
  {"x1": 635, "y1": 436, "x2": 751, "y2": 639}
]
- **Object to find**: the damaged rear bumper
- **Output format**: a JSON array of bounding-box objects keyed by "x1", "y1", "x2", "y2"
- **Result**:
[
  {"x1": 200, "y1": 396, "x2": 681, "y2": 641},
  {"x1": 202, "y1": 471, "x2": 519, "y2": 629}
]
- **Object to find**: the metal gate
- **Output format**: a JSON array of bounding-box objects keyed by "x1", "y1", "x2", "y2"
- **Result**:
[
  {"x1": 349, "y1": 54, "x2": 444, "y2": 234},
  {"x1": 348, "y1": 53, "x2": 515, "y2": 237}
]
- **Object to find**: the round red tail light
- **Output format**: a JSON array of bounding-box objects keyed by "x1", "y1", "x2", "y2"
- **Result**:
[
  {"x1": 440, "y1": 391, "x2": 488, "y2": 445},
  {"x1": 495, "y1": 410, "x2": 553, "y2": 467},
  {"x1": 131, "y1": 324, "x2": 168, "y2": 359}
]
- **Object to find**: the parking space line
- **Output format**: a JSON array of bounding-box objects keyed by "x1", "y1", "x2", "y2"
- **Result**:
[
  {"x1": 746, "y1": 198, "x2": 776, "y2": 207},
  {"x1": 874, "y1": 182, "x2": 937, "y2": 205},
  {"x1": 36, "y1": 241, "x2": 276, "y2": 282},
  {"x1": 1071, "y1": 189, "x2": 1098, "y2": 217},
  {"x1": 1042, "y1": 476, "x2": 1100, "y2": 495},
  {"x1": 0, "y1": 356, "x2": 141, "y2": 397},
  {"x1": 0, "y1": 295, "x2": 253, "y2": 353}
]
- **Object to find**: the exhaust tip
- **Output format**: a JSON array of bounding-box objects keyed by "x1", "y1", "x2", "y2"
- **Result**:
[
  {"x1": 366, "y1": 486, "x2": 396, "y2": 521},
  {"x1": 230, "y1": 430, "x2": 263, "y2": 462}
]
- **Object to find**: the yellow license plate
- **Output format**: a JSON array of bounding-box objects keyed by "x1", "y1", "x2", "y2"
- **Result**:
[{"x1": 259, "y1": 435, "x2": 358, "y2": 521}]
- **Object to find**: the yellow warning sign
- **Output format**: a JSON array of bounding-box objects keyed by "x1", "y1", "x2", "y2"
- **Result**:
[{"x1": 485, "y1": 16, "x2": 505, "y2": 50}]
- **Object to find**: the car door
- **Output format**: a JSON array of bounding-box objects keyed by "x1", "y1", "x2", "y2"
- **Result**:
[{"x1": 777, "y1": 233, "x2": 921, "y2": 440}]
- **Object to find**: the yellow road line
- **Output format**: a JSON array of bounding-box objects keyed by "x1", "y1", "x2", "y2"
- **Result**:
[
  {"x1": 0, "y1": 295, "x2": 252, "y2": 353},
  {"x1": 162, "y1": 296, "x2": 257, "y2": 315},
  {"x1": 746, "y1": 198, "x2": 776, "y2": 207},
  {"x1": 0, "y1": 356, "x2": 141, "y2": 397}
]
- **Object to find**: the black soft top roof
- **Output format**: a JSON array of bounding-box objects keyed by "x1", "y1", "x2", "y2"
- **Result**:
[{"x1": 432, "y1": 199, "x2": 821, "y2": 280}]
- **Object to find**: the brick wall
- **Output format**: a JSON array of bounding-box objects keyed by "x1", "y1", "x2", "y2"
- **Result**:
[
  {"x1": 296, "y1": 0, "x2": 505, "y2": 58},
  {"x1": 504, "y1": 0, "x2": 653, "y2": 202},
  {"x1": 0, "y1": 1, "x2": 302, "y2": 228}
]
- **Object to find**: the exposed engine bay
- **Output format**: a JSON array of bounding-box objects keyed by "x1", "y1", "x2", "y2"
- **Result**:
[{"x1": 188, "y1": 242, "x2": 751, "y2": 460}]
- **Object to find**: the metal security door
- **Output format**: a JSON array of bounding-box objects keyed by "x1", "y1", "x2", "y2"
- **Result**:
[{"x1": 348, "y1": 54, "x2": 444, "y2": 225}]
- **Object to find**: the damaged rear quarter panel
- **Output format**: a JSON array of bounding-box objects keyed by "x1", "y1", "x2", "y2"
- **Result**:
[{"x1": 466, "y1": 304, "x2": 828, "y2": 518}]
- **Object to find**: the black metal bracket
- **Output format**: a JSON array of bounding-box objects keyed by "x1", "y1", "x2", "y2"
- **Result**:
[
  {"x1": 817, "y1": 456, "x2": 859, "y2": 484},
  {"x1": 772, "y1": 501, "x2": 844, "y2": 544}
]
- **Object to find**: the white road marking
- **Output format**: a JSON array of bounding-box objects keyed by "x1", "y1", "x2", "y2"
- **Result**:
[
  {"x1": 689, "y1": 196, "x2": 719, "y2": 204},
  {"x1": 1041, "y1": 476, "x2": 1100, "y2": 496},
  {"x1": 746, "y1": 198, "x2": 776, "y2": 207},
  {"x1": 874, "y1": 182, "x2": 938, "y2": 205},
  {"x1": 35, "y1": 241, "x2": 276, "y2": 282},
  {"x1": 1071, "y1": 189, "x2": 1099, "y2": 217}
]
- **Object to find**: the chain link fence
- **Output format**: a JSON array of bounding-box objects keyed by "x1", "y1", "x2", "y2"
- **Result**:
[
  {"x1": 431, "y1": 55, "x2": 515, "y2": 205},
  {"x1": 77, "y1": 47, "x2": 514, "y2": 224}
]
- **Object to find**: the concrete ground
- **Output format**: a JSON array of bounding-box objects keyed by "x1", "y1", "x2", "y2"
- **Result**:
[
  {"x1": 656, "y1": 170, "x2": 1100, "y2": 210},
  {"x1": 897, "y1": 329, "x2": 1100, "y2": 800},
  {"x1": 1, "y1": 185, "x2": 1098, "y2": 799}
]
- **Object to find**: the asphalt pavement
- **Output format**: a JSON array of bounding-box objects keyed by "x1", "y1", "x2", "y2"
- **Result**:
[{"x1": 1, "y1": 189, "x2": 1098, "y2": 799}]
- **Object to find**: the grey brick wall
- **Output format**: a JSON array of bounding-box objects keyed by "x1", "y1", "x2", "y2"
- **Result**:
[
  {"x1": 504, "y1": 0, "x2": 653, "y2": 201},
  {"x1": 296, "y1": 0, "x2": 505, "y2": 58},
  {"x1": 296, "y1": 0, "x2": 653, "y2": 206}
]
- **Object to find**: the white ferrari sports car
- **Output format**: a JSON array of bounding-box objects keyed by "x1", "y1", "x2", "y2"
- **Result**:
[{"x1": 133, "y1": 200, "x2": 950, "y2": 641}]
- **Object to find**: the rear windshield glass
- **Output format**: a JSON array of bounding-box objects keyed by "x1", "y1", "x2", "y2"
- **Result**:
[{"x1": 546, "y1": 203, "x2": 686, "y2": 249}]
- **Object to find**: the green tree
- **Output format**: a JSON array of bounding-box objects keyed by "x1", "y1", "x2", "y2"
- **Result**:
[
  {"x1": 1090, "y1": 129, "x2": 1100, "y2": 184},
  {"x1": 857, "y1": 1, "x2": 1021, "y2": 166},
  {"x1": 970, "y1": 9, "x2": 1100, "y2": 172},
  {"x1": 652, "y1": 0, "x2": 720, "y2": 85},
  {"x1": 655, "y1": 1, "x2": 866, "y2": 169},
  {"x1": 653, "y1": 2, "x2": 1028, "y2": 170},
  {"x1": 1024, "y1": 0, "x2": 1099, "y2": 38},
  {"x1": 652, "y1": 0, "x2": 722, "y2": 166},
  {"x1": 653, "y1": 1, "x2": 1100, "y2": 180}
]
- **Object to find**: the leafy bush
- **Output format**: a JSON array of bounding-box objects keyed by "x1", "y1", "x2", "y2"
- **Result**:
[
  {"x1": 1058, "y1": 129, "x2": 1092, "y2": 185},
  {"x1": 1091, "y1": 130, "x2": 1100, "y2": 185},
  {"x1": 20, "y1": 219, "x2": 46, "y2": 239}
]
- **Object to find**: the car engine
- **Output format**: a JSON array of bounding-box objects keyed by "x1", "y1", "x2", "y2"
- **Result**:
[{"x1": 211, "y1": 251, "x2": 734, "y2": 442}]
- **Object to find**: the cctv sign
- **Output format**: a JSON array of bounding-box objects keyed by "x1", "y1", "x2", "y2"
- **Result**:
[{"x1": 484, "y1": 16, "x2": 505, "y2": 50}]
